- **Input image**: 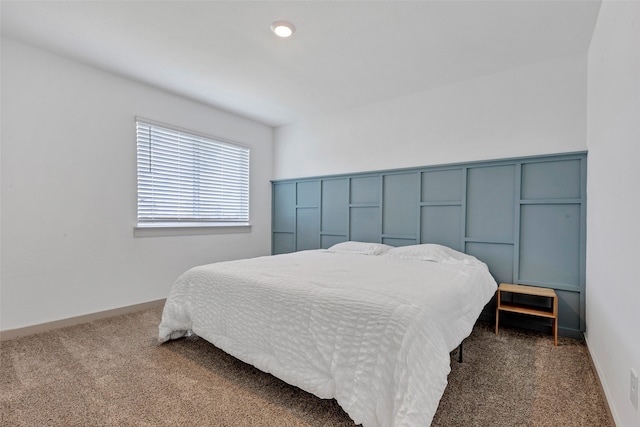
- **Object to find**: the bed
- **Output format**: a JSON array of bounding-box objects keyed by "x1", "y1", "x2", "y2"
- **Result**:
[{"x1": 159, "y1": 242, "x2": 498, "y2": 427}]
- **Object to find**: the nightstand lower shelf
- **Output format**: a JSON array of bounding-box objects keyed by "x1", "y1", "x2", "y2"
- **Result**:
[{"x1": 495, "y1": 283, "x2": 558, "y2": 346}]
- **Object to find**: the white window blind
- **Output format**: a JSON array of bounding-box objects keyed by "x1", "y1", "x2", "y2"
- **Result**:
[{"x1": 136, "y1": 121, "x2": 250, "y2": 225}]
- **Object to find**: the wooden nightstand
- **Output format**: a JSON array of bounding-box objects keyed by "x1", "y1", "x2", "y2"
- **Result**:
[{"x1": 495, "y1": 283, "x2": 558, "y2": 346}]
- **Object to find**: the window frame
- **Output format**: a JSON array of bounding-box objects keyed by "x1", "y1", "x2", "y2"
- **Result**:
[{"x1": 134, "y1": 118, "x2": 251, "y2": 235}]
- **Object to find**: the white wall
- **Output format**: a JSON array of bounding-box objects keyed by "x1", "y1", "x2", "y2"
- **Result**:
[
  {"x1": 0, "y1": 39, "x2": 273, "y2": 331},
  {"x1": 273, "y1": 54, "x2": 587, "y2": 179},
  {"x1": 586, "y1": 1, "x2": 640, "y2": 426}
]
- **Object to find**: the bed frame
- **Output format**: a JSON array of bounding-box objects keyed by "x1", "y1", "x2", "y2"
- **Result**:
[{"x1": 271, "y1": 152, "x2": 587, "y2": 339}]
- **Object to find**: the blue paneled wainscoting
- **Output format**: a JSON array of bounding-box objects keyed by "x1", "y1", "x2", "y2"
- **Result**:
[{"x1": 272, "y1": 152, "x2": 587, "y2": 338}]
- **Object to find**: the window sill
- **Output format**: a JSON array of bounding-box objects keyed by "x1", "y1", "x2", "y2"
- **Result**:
[{"x1": 134, "y1": 223, "x2": 252, "y2": 237}]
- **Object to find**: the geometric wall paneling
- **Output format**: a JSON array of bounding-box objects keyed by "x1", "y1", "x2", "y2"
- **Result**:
[
  {"x1": 296, "y1": 180, "x2": 320, "y2": 206},
  {"x1": 321, "y1": 178, "x2": 348, "y2": 237},
  {"x1": 272, "y1": 151, "x2": 587, "y2": 337},
  {"x1": 422, "y1": 168, "x2": 463, "y2": 202},
  {"x1": 381, "y1": 237, "x2": 418, "y2": 247},
  {"x1": 321, "y1": 234, "x2": 347, "y2": 249},
  {"x1": 349, "y1": 175, "x2": 381, "y2": 242},
  {"x1": 272, "y1": 231, "x2": 295, "y2": 255},
  {"x1": 466, "y1": 165, "x2": 515, "y2": 243},
  {"x1": 272, "y1": 182, "x2": 296, "y2": 255},
  {"x1": 382, "y1": 172, "x2": 418, "y2": 238},
  {"x1": 556, "y1": 289, "x2": 581, "y2": 331},
  {"x1": 350, "y1": 175, "x2": 380, "y2": 204},
  {"x1": 519, "y1": 203, "x2": 581, "y2": 287},
  {"x1": 466, "y1": 242, "x2": 514, "y2": 285},
  {"x1": 521, "y1": 159, "x2": 582, "y2": 200},
  {"x1": 421, "y1": 205, "x2": 462, "y2": 251},
  {"x1": 348, "y1": 174, "x2": 382, "y2": 242},
  {"x1": 272, "y1": 182, "x2": 295, "y2": 232},
  {"x1": 350, "y1": 207, "x2": 380, "y2": 243},
  {"x1": 296, "y1": 207, "x2": 320, "y2": 251},
  {"x1": 295, "y1": 181, "x2": 320, "y2": 251},
  {"x1": 466, "y1": 241, "x2": 515, "y2": 321},
  {"x1": 516, "y1": 156, "x2": 587, "y2": 333},
  {"x1": 421, "y1": 168, "x2": 464, "y2": 251}
]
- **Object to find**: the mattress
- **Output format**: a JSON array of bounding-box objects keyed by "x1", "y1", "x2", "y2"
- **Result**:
[{"x1": 159, "y1": 246, "x2": 497, "y2": 426}]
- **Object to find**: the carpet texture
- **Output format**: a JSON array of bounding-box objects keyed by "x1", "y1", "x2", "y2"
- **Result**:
[{"x1": 0, "y1": 307, "x2": 612, "y2": 426}]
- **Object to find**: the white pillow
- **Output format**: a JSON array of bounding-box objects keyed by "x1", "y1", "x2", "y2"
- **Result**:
[
  {"x1": 384, "y1": 243, "x2": 481, "y2": 265},
  {"x1": 326, "y1": 241, "x2": 392, "y2": 256}
]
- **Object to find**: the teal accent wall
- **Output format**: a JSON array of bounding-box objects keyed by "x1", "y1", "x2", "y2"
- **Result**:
[{"x1": 272, "y1": 152, "x2": 587, "y2": 338}]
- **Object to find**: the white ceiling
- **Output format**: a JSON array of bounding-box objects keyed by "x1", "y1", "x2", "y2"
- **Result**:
[{"x1": 1, "y1": 1, "x2": 601, "y2": 127}]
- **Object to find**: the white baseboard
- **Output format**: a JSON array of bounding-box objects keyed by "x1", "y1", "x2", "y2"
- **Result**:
[
  {"x1": 584, "y1": 334, "x2": 620, "y2": 427},
  {"x1": 0, "y1": 299, "x2": 166, "y2": 341}
]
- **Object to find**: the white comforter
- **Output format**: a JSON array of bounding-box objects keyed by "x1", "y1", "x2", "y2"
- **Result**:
[{"x1": 159, "y1": 249, "x2": 497, "y2": 427}]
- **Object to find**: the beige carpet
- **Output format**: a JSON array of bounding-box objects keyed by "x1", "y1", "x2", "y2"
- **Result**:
[{"x1": 0, "y1": 307, "x2": 612, "y2": 426}]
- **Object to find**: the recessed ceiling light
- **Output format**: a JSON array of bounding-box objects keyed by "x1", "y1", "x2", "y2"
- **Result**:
[{"x1": 271, "y1": 21, "x2": 295, "y2": 38}]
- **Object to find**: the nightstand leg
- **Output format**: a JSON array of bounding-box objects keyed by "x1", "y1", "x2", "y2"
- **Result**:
[
  {"x1": 495, "y1": 290, "x2": 500, "y2": 335},
  {"x1": 553, "y1": 296, "x2": 558, "y2": 346}
]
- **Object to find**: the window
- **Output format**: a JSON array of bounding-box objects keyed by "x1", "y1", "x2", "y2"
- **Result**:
[{"x1": 136, "y1": 120, "x2": 250, "y2": 227}]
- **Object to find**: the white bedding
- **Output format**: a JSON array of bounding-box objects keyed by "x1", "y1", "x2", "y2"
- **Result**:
[{"x1": 159, "y1": 248, "x2": 497, "y2": 427}]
